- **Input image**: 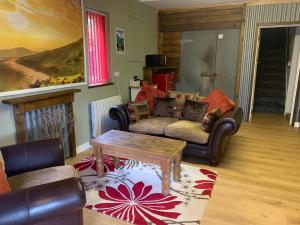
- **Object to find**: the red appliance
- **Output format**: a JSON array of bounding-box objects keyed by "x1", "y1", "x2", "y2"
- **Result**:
[{"x1": 152, "y1": 72, "x2": 176, "y2": 92}]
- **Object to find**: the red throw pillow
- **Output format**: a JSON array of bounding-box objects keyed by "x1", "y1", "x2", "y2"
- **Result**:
[
  {"x1": 0, "y1": 162, "x2": 11, "y2": 194},
  {"x1": 202, "y1": 89, "x2": 235, "y2": 115},
  {"x1": 135, "y1": 82, "x2": 167, "y2": 111},
  {"x1": 134, "y1": 89, "x2": 147, "y2": 103}
]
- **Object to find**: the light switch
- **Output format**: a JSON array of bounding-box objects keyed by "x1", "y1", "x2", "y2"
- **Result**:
[
  {"x1": 114, "y1": 71, "x2": 120, "y2": 77},
  {"x1": 218, "y1": 34, "x2": 224, "y2": 39}
]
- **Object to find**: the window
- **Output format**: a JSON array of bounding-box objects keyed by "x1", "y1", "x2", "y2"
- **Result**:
[{"x1": 86, "y1": 9, "x2": 109, "y2": 86}]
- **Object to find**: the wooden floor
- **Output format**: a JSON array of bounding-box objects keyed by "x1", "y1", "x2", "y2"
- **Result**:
[{"x1": 69, "y1": 113, "x2": 300, "y2": 225}]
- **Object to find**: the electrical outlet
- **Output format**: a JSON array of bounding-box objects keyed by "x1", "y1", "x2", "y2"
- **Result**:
[{"x1": 114, "y1": 71, "x2": 120, "y2": 77}]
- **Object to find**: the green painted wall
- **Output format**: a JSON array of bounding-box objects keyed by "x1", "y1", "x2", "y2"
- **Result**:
[{"x1": 0, "y1": 0, "x2": 157, "y2": 148}]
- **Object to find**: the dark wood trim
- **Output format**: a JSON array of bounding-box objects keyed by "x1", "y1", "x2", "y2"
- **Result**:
[
  {"x1": 2, "y1": 89, "x2": 80, "y2": 105},
  {"x1": 2, "y1": 89, "x2": 81, "y2": 157},
  {"x1": 235, "y1": 3, "x2": 247, "y2": 103}
]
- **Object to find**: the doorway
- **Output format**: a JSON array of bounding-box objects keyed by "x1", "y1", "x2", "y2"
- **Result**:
[
  {"x1": 253, "y1": 28, "x2": 287, "y2": 115},
  {"x1": 249, "y1": 25, "x2": 300, "y2": 125}
]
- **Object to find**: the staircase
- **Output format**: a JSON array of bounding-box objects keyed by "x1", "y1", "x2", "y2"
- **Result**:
[{"x1": 253, "y1": 28, "x2": 287, "y2": 114}]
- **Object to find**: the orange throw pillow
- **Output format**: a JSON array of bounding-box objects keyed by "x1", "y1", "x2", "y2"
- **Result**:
[
  {"x1": 202, "y1": 89, "x2": 235, "y2": 115},
  {"x1": 0, "y1": 162, "x2": 11, "y2": 194},
  {"x1": 135, "y1": 82, "x2": 167, "y2": 111}
]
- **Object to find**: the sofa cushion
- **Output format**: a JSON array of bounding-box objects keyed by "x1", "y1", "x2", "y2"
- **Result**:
[
  {"x1": 135, "y1": 82, "x2": 167, "y2": 111},
  {"x1": 168, "y1": 91, "x2": 203, "y2": 118},
  {"x1": 165, "y1": 120, "x2": 209, "y2": 144},
  {"x1": 153, "y1": 97, "x2": 175, "y2": 117},
  {"x1": 182, "y1": 100, "x2": 208, "y2": 122},
  {"x1": 0, "y1": 162, "x2": 10, "y2": 194},
  {"x1": 8, "y1": 165, "x2": 78, "y2": 190},
  {"x1": 0, "y1": 151, "x2": 5, "y2": 170},
  {"x1": 202, "y1": 89, "x2": 235, "y2": 115},
  {"x1": 201, "y1": 108, "x2": 222, "y2": 133},
  {"x1": 128, "y1": 100, "x2": 150, "y2": 124},
  {"x1": 129, "y1": 117, "x2": 178, "y2": 135}
]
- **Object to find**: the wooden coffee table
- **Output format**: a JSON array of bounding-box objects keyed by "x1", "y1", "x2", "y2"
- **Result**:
[{"x1": 90, "y1": 130, "x2": 186, "y2": 196}]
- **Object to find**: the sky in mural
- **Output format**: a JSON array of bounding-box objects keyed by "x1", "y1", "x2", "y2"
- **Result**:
[{"x1": 0, "y1": 0, "x2": 82, "y2": 52}]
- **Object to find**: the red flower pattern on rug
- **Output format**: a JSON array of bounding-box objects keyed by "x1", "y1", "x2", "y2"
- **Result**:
[
  {"x1": 74, "y1": 154, "x2": 126, "y2": 172},
  {"x1": 74, "y1": 155, "x2": 218, "y2": 225},
  {"x1": 193, "y1": 169, "x2": 217, "y2": 197},
  {"x1": 87, "y1": 182, "x2": 182, "y2": 225}
]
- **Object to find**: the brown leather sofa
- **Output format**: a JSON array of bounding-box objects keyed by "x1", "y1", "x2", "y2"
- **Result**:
[
  {"x1": 0, "y1": 139, "x2": 86, "y2": 225},
  {"x1": 109, "y1": 104, "x2": 243, "y2": 165}
]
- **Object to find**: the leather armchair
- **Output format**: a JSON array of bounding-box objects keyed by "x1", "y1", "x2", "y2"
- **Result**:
[
  {"x1": 110, "y1": 104, "x2": 243, "y2": 166},
  {"x1": 0, "y1": 139, "x2": 86, "y2": 225}
]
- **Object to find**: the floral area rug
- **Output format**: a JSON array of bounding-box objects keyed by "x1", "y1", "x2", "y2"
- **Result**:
[{"x1": 74, "y1": 155, "x2": 217, "y2": 225}]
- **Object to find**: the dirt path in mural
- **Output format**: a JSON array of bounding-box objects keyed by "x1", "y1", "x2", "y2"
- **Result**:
[{"x1": 4, "y1": 59, "x2": 49, "y2": 84}]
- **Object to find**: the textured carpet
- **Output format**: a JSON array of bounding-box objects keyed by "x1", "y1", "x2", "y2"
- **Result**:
[{"x1": 74, "y1": 155, "x2": 217, "y2": 225}]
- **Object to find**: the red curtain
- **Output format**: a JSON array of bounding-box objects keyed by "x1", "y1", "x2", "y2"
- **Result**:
[{"x1": 86, "y1": 11, "x2": 108, "y2": 85}]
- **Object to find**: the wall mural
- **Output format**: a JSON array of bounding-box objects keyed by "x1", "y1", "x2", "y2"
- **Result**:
[{"x1": 0, "y1": 0, "x2": 84, "y2": 95}]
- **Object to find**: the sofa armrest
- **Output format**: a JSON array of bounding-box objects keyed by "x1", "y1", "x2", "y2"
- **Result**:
[
  {"x1": 0, "y1": 177, "x2": 86, "y2": 225},
  {"x1": 208, "y1": 107, "x2": 243, "y2": 165},
  {"x1": 0, "y1": 139, "x2": 64, "y2": 177},
  {"x1": 109, "y1": 103, "x2": 130, "y2": 131}
]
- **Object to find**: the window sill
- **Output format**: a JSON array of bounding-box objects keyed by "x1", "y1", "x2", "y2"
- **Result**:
[{"x1": 88, "y1": 82, "x2": 114, "y2": 88}]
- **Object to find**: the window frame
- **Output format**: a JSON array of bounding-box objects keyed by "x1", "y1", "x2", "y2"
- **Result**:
[{"x1": 85, "y1": 8, "x2": 112, "y2": 87}]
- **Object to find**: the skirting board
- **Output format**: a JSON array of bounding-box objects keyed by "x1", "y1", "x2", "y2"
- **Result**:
[{"x1": 76, "y1": 142, "x2": 92, "y2": 154}]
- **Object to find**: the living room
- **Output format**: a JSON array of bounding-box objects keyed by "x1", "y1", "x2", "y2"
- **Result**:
[{"x1": 0, "y1": 0, "x2": 299, "y2": 225}]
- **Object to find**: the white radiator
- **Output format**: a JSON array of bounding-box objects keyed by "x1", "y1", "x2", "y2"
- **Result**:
[{"x1": 91, "y1": 95, "x2": 122, "y2": 137}]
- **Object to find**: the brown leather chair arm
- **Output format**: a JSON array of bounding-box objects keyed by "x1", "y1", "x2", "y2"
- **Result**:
[
  {"x1": 0, "y1": 177, "x2": 86, "y2": 225},
  {"x1": 0, "y1": 139, "x2": 64, "y2": 177},
  {"x1": 109, "y1": 103, "x2": 130, "y2": 131},
  {"x1": 208, "y1": 107, "x2": 243, "y2": 165}
]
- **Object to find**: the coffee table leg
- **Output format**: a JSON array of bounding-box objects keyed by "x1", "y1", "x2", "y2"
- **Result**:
[
  {"x1": 113, "y1": 156, "x2": 120, "y2": 168},
  {"x1": 161, "y1": 160, "x2": 171, "y2": 196},
  {"x1": 94, "y1": 145, "x2": 104, "y2": 177},
  {"x1": 173, "y1": 152, "x2": 182, "y2": 182}
]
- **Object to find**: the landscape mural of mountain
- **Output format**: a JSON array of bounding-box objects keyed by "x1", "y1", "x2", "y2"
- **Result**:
[
  {"x1": 0, "y1": 47, "x2": 36, "y2": 59},
  {"x1": 17, "y1": 38, "x2": 84, "y2": 88},
  {"x1": 0, "y1": 0, "x2": 84, "y2": 93}
]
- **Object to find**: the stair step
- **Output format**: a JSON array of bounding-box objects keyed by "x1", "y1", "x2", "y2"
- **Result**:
[
  {"x1": 256, "y1": 71, "x2": 285, "y2": 80},
  {"x1": 258, "y1": 58, "x2": 286, "y2": 63},
  {"x1": 255, "y1": 80, "x2": 285, "y2": 88},
  {"x1": 253, "y1": 105, "x2": 284, "y2": 114},
  {"x1": 259, "y1": 50, "x2": 285, "y2": 58},
  {"x1": 255, "y1": 89, "x2": 285, "y2": 97}
]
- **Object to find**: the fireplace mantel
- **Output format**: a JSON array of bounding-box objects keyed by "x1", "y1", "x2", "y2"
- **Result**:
[{"x1": 2, "y1": 89, "x2": 81, "y2": 157}]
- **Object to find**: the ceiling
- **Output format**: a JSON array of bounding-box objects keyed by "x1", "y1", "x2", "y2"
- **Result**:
[{"x1": 139, "y1": 0, "x2": 286, "y2": 10}]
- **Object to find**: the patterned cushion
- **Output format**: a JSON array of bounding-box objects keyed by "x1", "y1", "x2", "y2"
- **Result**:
[
  {"x1": 137, "y1": 82, "x2": 167, "y2": 111},
  {"x1": 182, "y1": 100, "x2": 208, "y2": 122},
  {"x1": 202, "y1": 89, "x2": 235, "y2": 115},
  {"x1": 168, "y1": 91, "x2": 202, "y2": 118},
  {"x1": 128, "y1": 101, "x2": 150, "y2": 124},
  {"x1": 0, "y1": 151, "x2": 4, "y2": 170},
  {"x1": 201, "y1": 108, "x2": 222, "y2": 133},
  {"x1": 8, "y1": 165, "x2": 78, "y2": 190},
  {"x1": 152, "y1": 97, "x2": 175, "y2": 117},
  {"x1": 129, "y1": 117, "x2": 179, "y2": 135},
  {"x1": 165, "y1": 120, "x2": 209, "y2": 144},
  {"x1": 0, "y1": 162, "x2": 10, "y2": 194}
]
